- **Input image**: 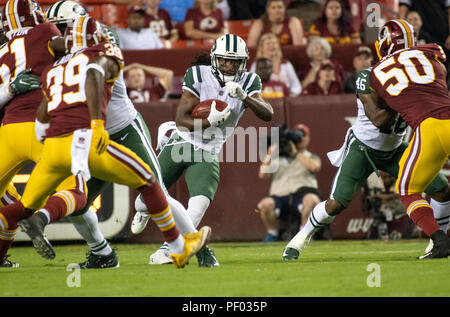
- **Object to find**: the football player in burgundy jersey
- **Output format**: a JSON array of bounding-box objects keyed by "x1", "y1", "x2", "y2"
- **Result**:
[
  {"x1": 361, "y1": 19, "x2": 450, "y2": 259},
  {"x1": 4, "y1": 16, "x2": 209, "y2": 269},
  {"x1": 0, "y1": 0, "x2": 88, "y2": 268}
]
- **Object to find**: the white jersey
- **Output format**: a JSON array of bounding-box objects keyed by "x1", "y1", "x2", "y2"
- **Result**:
[
  {"x1": 177, "y1": 65, "x2": 262, "y2": 154},
  {"x1": 105, "y1": 70, "x2": 137, "y2": 135},
  {"x1": 352, "y1": 97, "x2": 406, "y2": 151}
]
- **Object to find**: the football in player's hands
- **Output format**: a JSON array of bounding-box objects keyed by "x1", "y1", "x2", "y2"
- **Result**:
[{"x1": 191, "y1": 99, "x2": 229, "y2": 119}]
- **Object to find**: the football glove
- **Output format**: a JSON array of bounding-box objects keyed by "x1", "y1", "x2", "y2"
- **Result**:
[
  {"x1": 35, "y1": 119, "x2": 49, "y2": 143},
  {"x1": 9, "y1": 69, "x2": 40, "y2": 95},
  {"x1": 225, "y1": 81, "x2": 247, "y2": 101},
  {"x1": 207, "y1": 100, "x2": 231, "y2": 127},
  {"x1": 91, "y1": 119, "x2": 110, "y2": 155}
]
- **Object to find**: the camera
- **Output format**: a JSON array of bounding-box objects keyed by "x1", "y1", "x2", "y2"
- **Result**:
[{"x1": 278, "y1": 124, "x2": 305, "y2": 157}]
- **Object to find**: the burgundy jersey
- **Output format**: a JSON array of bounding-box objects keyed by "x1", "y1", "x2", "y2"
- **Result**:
[
  {"x1": 261, "y1": 17, "x2": 292, "y2": 46},
  {"x1": 370, "y1": 44, "x2": 450, "y2": 129},
  {"x1": 261, "y1": 80, "x2": 289, "y2": 98},
  {"x1": 301, "y1": 81, "x2": 343, "y2": 95},
  {"x1": 1, "y1": 23, "x2": 61, "y2": 124},
  {"x1": 144, "y1": 9, "x2": 174, "y2": 39},
  {"x1": 41, "y1": 42, "x2": 123, "y2": 138},
  {"x1": 308, "y1": 19, "x2": 359, "y2": 45},
  {"x1": 184, "y1": 8, "x2": 224, "y2": 35}
]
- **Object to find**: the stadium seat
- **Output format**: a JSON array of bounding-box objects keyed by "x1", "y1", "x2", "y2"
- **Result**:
[{"x1": 224, "y1": 20, "x2": 253, "y2": 40}]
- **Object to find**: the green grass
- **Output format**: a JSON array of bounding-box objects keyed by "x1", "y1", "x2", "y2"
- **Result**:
[{"x1": 1, "y1": 239, "x2": 449, "y2": 297}]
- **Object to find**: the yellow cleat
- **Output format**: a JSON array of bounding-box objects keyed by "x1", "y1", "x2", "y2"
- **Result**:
[{"x1": 171, "y1": 226, "x2": 211, "y2": 268}]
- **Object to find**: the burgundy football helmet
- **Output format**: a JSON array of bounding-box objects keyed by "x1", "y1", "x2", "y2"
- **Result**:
[
  {"x1": 65, "y1": 16, "x2": 107, "y2": 53},
  {"x1": 375, "y1": 19, "x2": 416, "y2": 59},
  {"x1": 1, "y1": 0, "x2": 46, "y2": 34}
]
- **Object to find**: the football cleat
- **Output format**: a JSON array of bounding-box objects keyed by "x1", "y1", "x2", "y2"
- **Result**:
[
  {"x1": 282, "y1": 247, "x2": 299, "y2": 261},
  {"x1": 418, "y1": 234, "x2": 450, "y2": 259},
  {"x1": 18, "y1": 214, "x2": 55, "y2": 260},
  {"x1": 149, "y1": 243, "x2": 173, "y2": 265},
  {"x1": 131, "y1": 211, "x2": 151, "y2": 235},
  {"x1": 0, "y1": 255, "x2": 19, "y2": 268},
  {"x1": 79, "y1": 249, "x2": 120, "y2": 269},
  {"x1": 171, "y1": 226, "x2": 211, "y2": 269},
  {"x1": 196, "y1": 245, "x2": 219, "y2": 267}
]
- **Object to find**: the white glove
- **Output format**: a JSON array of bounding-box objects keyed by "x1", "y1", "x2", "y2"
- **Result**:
[
  {"x1": 225, "y1": 81, "x2": 247, "y2": 100},
  {"x1": 35, "y1": 119, "x2": 49, "y2": 143},
  {"x1": 207, "y1": 100, "x2": 231, "y2": 127}
]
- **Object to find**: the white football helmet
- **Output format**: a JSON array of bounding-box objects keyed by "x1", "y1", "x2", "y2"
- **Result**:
[
  {"x1": 210, "y1": 33, "x2": 249, "y2": 83},
  {"x1": 46, "y1": 0, "x2": 87, "y2": 34}
]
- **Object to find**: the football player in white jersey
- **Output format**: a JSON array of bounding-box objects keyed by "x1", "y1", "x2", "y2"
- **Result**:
[
  {"x1": 19, "y1": 0, "x2": 204, "y2": 268},
  {"x1": 282, "y1": 68, "x2": 450, "y2": 261},
  {"x1": 132, "y1": 33, "x2": 274, "y2": 265}
]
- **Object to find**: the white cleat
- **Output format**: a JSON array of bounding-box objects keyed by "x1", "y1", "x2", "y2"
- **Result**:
[
  {"x1": 131, "y1": 211, "x2": 150, "y2": 234},
  {"x1": 282, "y1": 231, "x2": 311, "y2": 261},
  {"x1": 149, "y1": 243, "x2": 173, "y2": 265}
]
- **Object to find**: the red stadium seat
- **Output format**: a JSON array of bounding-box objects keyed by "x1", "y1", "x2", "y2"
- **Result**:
[{"x1": 224, "y1": 20, "x2": 253, "y2": 40}]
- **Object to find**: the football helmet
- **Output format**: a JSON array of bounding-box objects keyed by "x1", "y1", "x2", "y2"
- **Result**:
[
  {"x1": 46, "y1": 0, "x2": 87, "y2": 34},
  {"x1": 211, "y1": 33, "x2": 249, "y2": 83},
  {"x1": 375, "y1": 19, "x2": 416, "y2": 59},
  {"x1": 65, "y1": 16, "x2": 107, "y2": 53},
  {"x1": 1, "y1": 0, "x2": 46, "y2": 34}
]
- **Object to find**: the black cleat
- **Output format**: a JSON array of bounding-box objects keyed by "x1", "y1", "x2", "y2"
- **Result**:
[
  {"x1": 18, "y1": 213, "x2": 55, "y2": 260},
  {"x1": 0, "y1": 255, "x2": 19, "y2": 268},
  {"x1": 196, "y1": 245, "x2": 219, "y2": 267},
  {"x1": 418, "y1": 230, "x2": 450, "y2": 259},
  {"x1": 79, "y1": 249, "x2": 120, "y2": 269}
]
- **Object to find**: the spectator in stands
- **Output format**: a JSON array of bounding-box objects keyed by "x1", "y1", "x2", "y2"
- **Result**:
[
  {"x1": 344, "y1": 46, "x2": 373, "y2": 94},
  {"x1": 124, "y1": 62, "x2": 174, "y2": 103},
  {"x1": 116, "y1": 6, "x2": 164, "y2": 50},
  {"x1": 228, "y1": 0, "x2": 267, "y2": 20},
  {"x1": 257, "y1": 123, "x2": 321, "y2": 242},
  {"x1": 301, "y1": 61, "x2": 344, "y2": 95},
  {"x1": 247, "y1": 0, "x2": 306, "y2": 47},
  {"x1": 250, "y1": 32, "x2": 302, "y2": 96},
  {"x1": 405, "y1": 10, "x2": 432, "y2": 45},
  {"x1": 143, "y1": 0, "x2": 179, "y2": 42},
  {"x1": 299, "y1": 37, "x2": 344, "y2": 89},
  {"x1": 217, "y1": 0, "x2": 231, "y2": 20},
  {"x1": 255, "y1": 57, "x2": 290, "y2": 99},
  {"x1": 183, "y1": 0, "x2": 225, "y2": 40},
  {"x1": 308, "y1": 0, "x2": 361, "y2": 45}
]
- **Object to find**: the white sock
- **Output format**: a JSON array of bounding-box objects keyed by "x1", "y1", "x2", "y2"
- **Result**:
[
  {"x1": 430, "y1": 198, "x2": 450, "y2": 232},
  {"x1": 287, "y1": 201, "x2": 334, "y2": 249},
  {"x1": 167, "y1": 195, "x2": 197, "y2": 234},
  {"x1": 268, "y1": 229, "x2": 278, "y2": 237},
  {"x1": 37, "y1": 209, "x2": 51, "y2": 224},
  {"x1": 187, "y1": 195, "x2": 210, "y2": 228},
  {"x1": 167, "y1": 234, "x2": 185, "y2": 254},
  {"x1": 135, "y1": 194, "x2": 197, "y2": 234},
  {"x1": 69, "y1": 208, "x2": 112, "y2": 256}
]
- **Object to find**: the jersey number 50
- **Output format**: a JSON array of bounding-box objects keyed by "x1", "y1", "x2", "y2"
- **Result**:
[{"x1": 373, "y1": 50, "x2": 435, "y2": 96}]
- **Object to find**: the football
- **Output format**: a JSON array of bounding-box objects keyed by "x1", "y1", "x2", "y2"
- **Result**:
[{"x1": 191, "y1": 99, "x2": 228, "y2": 119}]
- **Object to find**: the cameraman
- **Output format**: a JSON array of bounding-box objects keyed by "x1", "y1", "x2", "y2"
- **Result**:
[{"x1": 257, "y1": 124, "x2": 322, "y2": 241}]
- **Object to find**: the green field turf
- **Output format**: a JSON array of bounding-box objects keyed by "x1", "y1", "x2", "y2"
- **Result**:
[{"x1": 1, "y1": 239, "x2": 449, "y2": 297}]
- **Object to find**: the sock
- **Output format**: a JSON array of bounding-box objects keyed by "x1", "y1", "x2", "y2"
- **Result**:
[
  {"x1": 0, "y1": 227, "x2": 17, "y2": 262},
  {"x1": 287, "y1": 201, "x2": 334, "y2": 249},
  {"x1": 43, "y1": 189, "x2": 87, "y2": 223},
  {"x1": 268, "y1": 229, "x2": 278, "y2": 237},
  {"x1": 69, "y1": 208, "x2": 112, "y2": 256},
  {"x1": 429, "y1": 198, "x2": 450, "y2": 232},
  {"x1": 401, "y1": 195, "x2": 440, "y2": 236},
  {"x1": 0, "y1": 201, "x2": 31, "y2": 230},
  {"x1": 135, "y1": 194, "x2": 197, "y2": 234},
  {"x1": 187, "y1": 195, "x2": 210, "y2": 228},
  {"x1": 138, "y1": 182, "x2": 181, "y2": 245}
]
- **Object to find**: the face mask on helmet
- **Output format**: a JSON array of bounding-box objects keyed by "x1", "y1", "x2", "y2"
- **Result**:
[
  {"x1": 1, "y1": 0, "x2": 46, "y2": 35},
  {"x1": 375, "y1": 19, "x2": 416, "y2": 59},
  {"x1": 211, "y1": 34, "x2": 249, "y2": 83},
  {"x1": 46, "y1": 0, "x2": 87, "y2": 34},
  {"x1": 65, "y1": 16, "x2": 107, "y2": 54}
]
